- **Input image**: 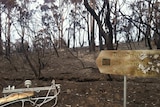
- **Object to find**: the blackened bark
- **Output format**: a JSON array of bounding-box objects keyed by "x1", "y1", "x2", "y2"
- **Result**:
[
  {"x1": 84, "y1": 0, "x2": 106, "y2": 43},
  {"x1": 0, "y1": 7, "x2": 3, "y2": 55},
  {"x1": 84, "y1": 0, "x2": 113, "y2": 81},
  {"x1": 156, "y1": 39, "x2": 160, "y2": 49},
  {"x1": 154, "y1": 31, "x2": 160, "y2": 49},
  {"x1": 84, "y1": 0, "x2": 114, "y2": 50},
  {"x1": 6, "y1": 10, "x2": 11, "y2": 56},
  {"x1": 99, "y1": 30, "x2": 104, "y2": 50},
  {"x1": 91, "y1": 19, "x2": 95, "y2": 51},
  {"x1": 104, "y1": 0, "x2": 114, "y2": 50},
  {"x1": 87, "y1": 17, "x2": 92, "y2": 51}
]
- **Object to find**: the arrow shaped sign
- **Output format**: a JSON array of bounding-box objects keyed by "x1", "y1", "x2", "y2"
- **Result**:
[{"x1": 96, "y1": 50, "x2": 160, "y2": 77}]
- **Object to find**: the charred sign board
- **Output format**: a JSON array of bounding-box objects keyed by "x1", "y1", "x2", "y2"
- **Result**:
[{"x1": 96, "y1": 50, "x2": 160, "y2": 77}]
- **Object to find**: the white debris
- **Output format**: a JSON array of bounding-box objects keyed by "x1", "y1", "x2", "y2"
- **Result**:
[
  {"x1": 66, "y1": 105, "x2": 71, "y2": 107},
  {"x1": 138, "y1": 53, "x2": 160, "y2": 74},
  {"x1": 157, "y1": 63, "x2": 160, "y2": 67},
  {"x1": 142, "y1": 69, "x2": 147, "y2": 74},
  {"x1": 138, "y1": 63, "x2": 151, "y2": 74},
  {"x1": 153, "y1": 54, "x2": 159, "y2": 59},
  {"x1": 138, "y1": 64, "x2": 145, "y2": 70},
  {"x1": 156, "y1": 68, "x2": 159, "y2": 73},
  {"x1": 139, "y1": 53, "x2": 148, "y2": 60},
  {"x1": 143, "y1": 67, "x2": 150, "y2": 74},
  {"x1": 151, "y1": 66, "x2": 155, "y2": 71},
  {"x1": 148, "y1": 62, "x2": 153, "y2": 65}
]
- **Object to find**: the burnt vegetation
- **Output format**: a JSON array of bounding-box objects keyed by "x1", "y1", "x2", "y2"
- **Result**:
[
  {"x1": 0, "y1": 1, "x2": 160, "y2": 107},
  {"x1": 0, "y1": 0, "x2": 159, "y2": 79}
]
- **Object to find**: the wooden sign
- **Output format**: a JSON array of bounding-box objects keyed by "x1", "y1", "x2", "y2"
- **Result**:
[{"x1": 96, "y1": 50, "x2": 160, "y2": 77}]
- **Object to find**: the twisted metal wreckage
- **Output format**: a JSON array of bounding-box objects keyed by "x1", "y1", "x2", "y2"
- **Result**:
[{"x1": 0, "y1": 80, "x2": 60, "y2": 107}]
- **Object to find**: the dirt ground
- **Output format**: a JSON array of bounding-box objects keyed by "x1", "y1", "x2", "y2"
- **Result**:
[{"x1": 0, "y1": 43, "x2": 160, "y2": 107}]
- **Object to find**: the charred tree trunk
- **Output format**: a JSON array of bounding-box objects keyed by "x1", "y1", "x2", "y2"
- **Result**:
[
  {"x1": 145, "y1": 1, "x2": 152, "y2": 49},
  {"x1": 84, "y1": 0, "x2": 113, "y2": 81},
  {"x1": 104, "y1": 0, "x2": 114, "y2": 50},
  {"x1": 0, "y1": 6, "x2": 3, "y2": 55},
  {"x1": 84, "y1": 0, "x2": 106, "y2": 42},
  {"x1": 145, "y1": 26, "x2": 152, "y2": 49},
  {"x1": 87, "y1": 13, "x2": 92, "y2": 52},
  {"x1": 153, "y1": 30, "x2": 160, "y2": 49},
  {"x1": 90, "y1": 18, "x2": 95, "y2": 51},
  {"x1": 6, "y1": 9, "x2": 11, "y2": 56},
  {"x1": 153, "y1": 0, "x2": 160, "y2": 49},
  {"x1": 99, "y1": 30, "x2": 104, "y2": 50},
  {"x1": 84, "y1": 0, "x2": 114, "y2": 50},
  {"x1": 73, "y1": 20, "x2": 76, "y2": 49},
  {"x1": 90, "y1": 0, "x2": 96, "y2": 52},
  {"x1": 113, "y1": 1, "x2": 117, "y2": 44},
  {"x1": 156, "y1": 39, "x2": 160, "y2": 49}
]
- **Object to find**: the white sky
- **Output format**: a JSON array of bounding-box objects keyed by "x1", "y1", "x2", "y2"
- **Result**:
[{"x1": 2, "y1": 0, "x2": 134, "y2": 47}]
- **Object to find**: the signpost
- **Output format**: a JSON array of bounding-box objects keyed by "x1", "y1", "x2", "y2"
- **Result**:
[{"x1": 96, "y1": 50, "x2": 160, "y2": 107}]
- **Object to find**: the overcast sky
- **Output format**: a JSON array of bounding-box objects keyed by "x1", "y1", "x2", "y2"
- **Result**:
[{"x1": 1, "y1": 0, "x2": 134, "y2": 47}]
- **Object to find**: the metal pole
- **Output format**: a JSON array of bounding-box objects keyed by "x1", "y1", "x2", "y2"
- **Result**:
[{"x1": 124, "y1": 75, "x2": 127, "y2": 107}]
